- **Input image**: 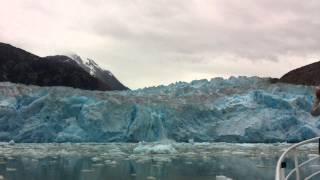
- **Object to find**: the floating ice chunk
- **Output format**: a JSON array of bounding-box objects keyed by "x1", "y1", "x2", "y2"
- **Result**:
[
  {"x1": 8, "y1": 140, "x2": 15, "y2": 145},
  {"x1": 216, "y1": 175, "x2": 233, "y2": 180},
  {"x1": 231, "y1": 151, "x2": 248, "y2": 155},
  {"x1": 104, "y1": 160, "x2": 117, "y2": 165},
  {"x1": 107, "y1": 148, "x2": 127, "y2": 158},
  {"x1": 81, "y1": 169, "x2": 94, "y2": 173},
  {"x1": 308, "y1": 154, "x2": 319, "y2": 158},
  {"x1": 6, "y1": 168, "x2": 16, "y2": 172},
  {"x1": 146, "y1": 176, "x2": 156, "y2": 180},
  {"x1": 133, "y1": 144, "x2": 177, "y2": 154},
  {"x1": 91, "y1": 157, "x2": 101, "y2": 162},
  {"x1": 7, "y1": 157, "x2": 14, "y2": 160}
]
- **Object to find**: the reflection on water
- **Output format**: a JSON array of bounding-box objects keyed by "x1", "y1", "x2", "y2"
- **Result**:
[
  {"x1": 0, "y1": 143, "x2": 317, "y2": 180},
  {"x1": 0, "y1": 155, "x2": 277, "y2": 180}
]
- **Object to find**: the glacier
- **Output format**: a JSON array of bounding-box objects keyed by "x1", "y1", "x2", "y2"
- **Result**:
[{"x1": 0, "y1": 76, "x2": 319, "y2": 143}]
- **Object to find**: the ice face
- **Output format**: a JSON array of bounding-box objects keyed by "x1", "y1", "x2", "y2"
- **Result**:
[{"x1": 0, "y1": 76, "x2": 319, "y2": 143}]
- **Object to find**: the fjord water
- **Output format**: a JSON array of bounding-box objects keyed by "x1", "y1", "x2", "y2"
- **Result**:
[{"x1": 0, "y1": 143, "x2": 317, "y2": 180}]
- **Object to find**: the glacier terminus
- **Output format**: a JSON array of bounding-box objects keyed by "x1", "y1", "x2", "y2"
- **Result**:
[{"x1": 0, "y1": 76, "x2": 319, "y2": 143}]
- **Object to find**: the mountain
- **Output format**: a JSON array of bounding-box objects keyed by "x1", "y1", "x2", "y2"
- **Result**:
[
  {"x1": 0, "y1": 42, "x2": 127, "y2": 91},
  {"x1": 68, "y1": 54, "x2": 128, "y2": 90},
  {"x1": 279, "y1": 61, "x2": 320, "y2": 86},
  {"x1": 0, "y1": 77, "x2": 318, "y2": 143}
]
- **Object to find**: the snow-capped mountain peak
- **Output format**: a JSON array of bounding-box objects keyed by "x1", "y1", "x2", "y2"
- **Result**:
[
  {"x1": 68, "y1": 55, "x2": 101, "y2": 76},
  {"x1": 68, "y1": 54, "x2": 84, "y2": 65},
  {"x1": 68, "y1": 54, "x2": 127, "y2": 90},
  {"x1": 85, "y1": 59, "x2": 96, "y2": 76}
]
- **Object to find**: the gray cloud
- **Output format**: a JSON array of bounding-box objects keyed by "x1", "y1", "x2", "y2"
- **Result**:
[
  {"x1": 0, "y1": 0, "x2": 320, "y2": 88},
  {"x1": 86, "y1": 0, "x2": 320, "y2": 60}
]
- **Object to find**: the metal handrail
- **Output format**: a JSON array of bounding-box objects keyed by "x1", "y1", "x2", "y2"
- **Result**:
[
  {"x1": 275, "y1": 137, "x2": 320, "y2": 180},
  {"x1": 285, "y1": 155, "x2": 320, "y2": 179}
]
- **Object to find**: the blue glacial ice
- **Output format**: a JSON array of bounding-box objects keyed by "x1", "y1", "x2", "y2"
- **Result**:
[{"x1": 0, "y1": 76, "x2": 319, "y2": 143}]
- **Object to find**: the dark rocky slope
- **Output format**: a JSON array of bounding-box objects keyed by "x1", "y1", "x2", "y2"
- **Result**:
[
  {"x1": 50, "y1": 54, "x2": 128, "y2": 90},
  {"x1": 0, "y1": 42, "x2": 127, "y2": 91},
  {"x1": 279, "y1": 61, "x2": 320, "y2": 86}
]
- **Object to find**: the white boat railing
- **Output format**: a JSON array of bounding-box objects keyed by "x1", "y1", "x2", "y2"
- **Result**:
[{"x1": 275, "y1": 137, "x2": 320, "y2": 180}]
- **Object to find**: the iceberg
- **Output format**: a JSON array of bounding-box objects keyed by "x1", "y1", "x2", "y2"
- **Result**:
[
  {"x1": 133, "y1": 143, "x2": 177, "y2": 154},
  {"x1": 0, "y1": 76, "x2": 319, "y2": 143}
]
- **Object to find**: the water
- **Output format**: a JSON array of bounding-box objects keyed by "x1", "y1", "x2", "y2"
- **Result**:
[{"x1": 0, "y1": 143, "x2": 317, "y2": 180}]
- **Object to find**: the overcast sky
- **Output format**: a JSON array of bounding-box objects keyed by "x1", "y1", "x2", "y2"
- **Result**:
[{"x1": 0, "y1": 0, "x2": 319, "y2": 89}]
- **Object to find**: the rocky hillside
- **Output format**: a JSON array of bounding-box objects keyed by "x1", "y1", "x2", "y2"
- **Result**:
[
  {"x1": 0, "y1": 42, "x2": 127, "y2": 91},
  {"x1": 280, "y1": 61, "x2": 320, "y2": 86}
]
